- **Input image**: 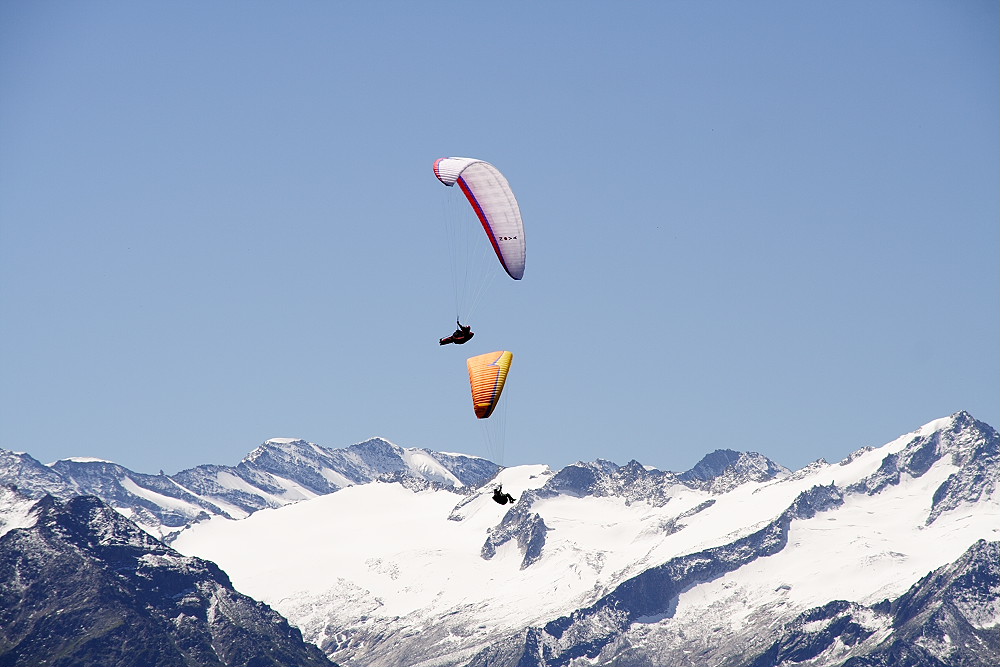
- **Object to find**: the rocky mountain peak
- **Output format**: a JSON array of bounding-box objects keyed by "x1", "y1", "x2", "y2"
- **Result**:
[
  {"x1": 541, "y1": 459, "x2": 681, "y2": 506},
  {"x1": 679, "y1": 448, "x2": 744, "y2": 481},
  {"x1": 846, "y1": 412, "x2": 999, "y2": 525},
  {"x1": 680, "y1": 449, "x2": 789, "y2": 493},
  {"x1": 244, "y1": 437, "x2": 312, "y2": 463},
  {"x1": 0, "y1": 450, "x2": 69, "y2": 498},
  {"x1": 0, "y1": 492, "x2": 336, "y2": 666}
]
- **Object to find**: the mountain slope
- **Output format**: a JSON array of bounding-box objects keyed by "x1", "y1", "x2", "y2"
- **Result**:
[
  {"x1": 462, "y1": 413, "x2": 999, "y2": 667},
  {"x1": 171, "y1": 412, "x2": 999, "y2": 667},
  {"x1": 0, "y1": 485, "x2": 335, "y2": 667},
  {"x1": 2, "y1": 412, "x2": 994, "y2": 666},
  {"x1": 741, "y1": 540, "x2": 1000, "y2": 667}
]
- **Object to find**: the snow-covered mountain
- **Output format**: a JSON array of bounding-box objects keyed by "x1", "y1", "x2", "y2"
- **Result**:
[
  {"x1": 0, "y1": 437, "x2": 499, "y2": 538},
  {"x1": 165, "y1": 411, "x2": 998, "y2": 667},
  {"x1": 2, "y1": 412, "x2": 997, "y2": 666},
  {"x1": 739, "y1": 539, "x2": 999, "y2": 667},
  {"x1": 0, "y1": 485, "x2": 335, "y2": 666}
]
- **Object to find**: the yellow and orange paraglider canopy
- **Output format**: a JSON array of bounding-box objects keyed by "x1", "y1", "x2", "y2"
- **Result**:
[{"x1": 466, "y1": 351, "x2": 513, "y2": 419}]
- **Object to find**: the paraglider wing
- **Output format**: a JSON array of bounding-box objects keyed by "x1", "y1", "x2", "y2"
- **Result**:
[
  {"x1": 434, "y1": 157, "x2": 525, "y2": 280},
  {"x1": 466, "y1": 350, "x2": 514, "y2": 419}
]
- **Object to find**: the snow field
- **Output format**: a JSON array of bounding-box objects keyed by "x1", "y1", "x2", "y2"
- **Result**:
[
  {"x1": 0, "y1": 487, "x2": 38, "y2": 538},
  {"x1": 176, "y1": 466, "x2": 560, "y2": 631},
  {"x1": 171, "y1": 415, "x2": 998, "y2": 665},
  {"x1": 670, "y1": 455, "x2": 1000, "y2": 629}
]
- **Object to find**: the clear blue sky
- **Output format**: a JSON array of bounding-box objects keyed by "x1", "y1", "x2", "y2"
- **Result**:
[{"x1": 1, "y1": 1, "x2": 997, "y2": 475}]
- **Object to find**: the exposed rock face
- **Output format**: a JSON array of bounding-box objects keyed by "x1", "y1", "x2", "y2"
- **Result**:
[
  {"x1": 679, "y1": 449, "x2": 791, "y2": 493},
  {"x1": 847, "y1": 411, "x2": 996, "y2": 514},
  {"x1": 481, "y1": 490, "x2": 550, "y2": 569},
  {"x1": 543, "y1": 459, "x2": 682, "y2": 506},
  {"x1": 537, "y1": 449, "x2": 788, "y2": 506},
  {"x1": 0, "y1": 487, "x2": 335, "y2": 667},
  {"x1": 926, "y1": 413, "x2": 999, "y2": 524}
]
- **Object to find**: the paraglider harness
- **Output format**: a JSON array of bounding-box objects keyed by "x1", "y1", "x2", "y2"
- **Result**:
[
  {"x1": 492, "y1": 484, "x2": 516, "y2": 505},
  {"x1": 440, "y1": 320, "x2": 474, "y2": 346}
]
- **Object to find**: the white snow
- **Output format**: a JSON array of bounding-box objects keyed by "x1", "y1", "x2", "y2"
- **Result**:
[
  {"x1": 318, "y1": 467, "x2": 354, "y2": 489},
  {"x1": 214, "y1": 471, "x2": 290, "y2": 508},
  {"x1": 671, "y1": 468, "x2": 999, "y2": 630},
  {"x1": 171, "y1": 457, "x2": 850, "y2": 658},
  {"x1": 437, "y1": 451, "x2": 486, "y2": 459},
  {"x1": 167, "y1": 478, "x2": 251, "y2": 520},
  {"x1": 493, "y1": 463, "x2": 552, "y2": 492},
  {"x1": 174, "y1": 465, "x2": 578, "y2": 637},
  {"x1": 168, "y1": 415, "x2": 998, "y2": 666},
  {"x1": 913, "y1": 416, "x2": 957, "y2": 439},
  {"x1": 265, "y1": 438, "x2": 306, "y2": 445},
  {"x1": 265, "y1": 472, "x2": 322, "y2": 502},
  {"x1": 47, "y1": 456, "x2": 114, "y2": 465},
  {"x1": 120, "y1": 477, "x2": 204, "y2": 515},
  {"x1": 0, "y1": 487, "x2": 38, "y2": 538},
  {"x1": 400, "y1": 449, "x2": 462, "y2": 486}
]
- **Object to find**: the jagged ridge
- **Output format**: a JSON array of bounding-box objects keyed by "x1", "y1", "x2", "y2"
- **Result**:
[{"x1": 0, "y1": 438, "x2": 500, "y2": 537}]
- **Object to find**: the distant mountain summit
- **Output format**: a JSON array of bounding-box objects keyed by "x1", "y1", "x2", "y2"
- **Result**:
[{"x1": 679, "y1": 448, "x2": 791, "y2": 492}]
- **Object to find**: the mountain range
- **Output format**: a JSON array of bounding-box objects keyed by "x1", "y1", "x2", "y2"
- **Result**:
[
  {"x1": 0, "y1": 437, "x2": 499, "y2": 539},
  {"x1": 1, "y1": 411, "x2": 997, "y2": 666}
]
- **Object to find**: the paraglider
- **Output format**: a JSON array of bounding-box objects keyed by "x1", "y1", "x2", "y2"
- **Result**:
[
  {"x1": 466, "y1": 349, "x2": 515, "y2": 488},
  {"x1": 466, "y1": 350, "x2": 513, "y2": 419},
  {"x1": 434, "y1": 157, "x2": 525, "y2": 344},
  {"x1": 492, "y1": 484, "x2": 516, "y2": 505},
  {"x1": 433, "y1": 157, "x2": 525, "y2": 281},
  {"x1": 439, "y1": 320, "x2": 474, "y2": 346}
]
